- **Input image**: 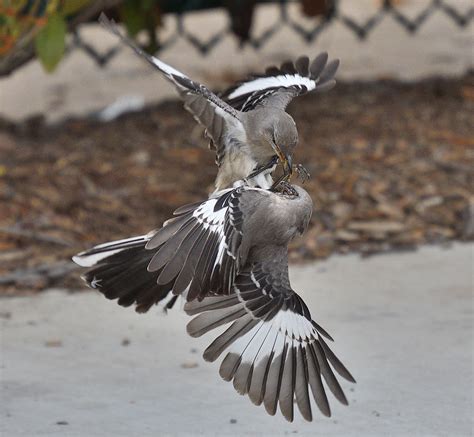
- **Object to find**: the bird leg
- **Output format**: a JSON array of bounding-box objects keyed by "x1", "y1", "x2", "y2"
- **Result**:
[
  {"x1": 247, "y1": 155, "x2": 279, "y2": 179},
  {"x1": 270, "y1": 173, "x2": 289, "y2": 190},
  {"x1": 270, "y1": 162, "x2": 310, "y2": 191},
  {"x1": 250, "y1": 153, "x2": 308, "y2": 191},
  {"x1": 270, "y1": 152, "x2": 295, "y2": 190}
]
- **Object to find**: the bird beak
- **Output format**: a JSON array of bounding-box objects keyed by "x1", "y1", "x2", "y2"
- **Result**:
[
  {"x1": 272, "y1": 144, "x2": 293, "y2": 180},
  {"x1": 284, "y1": 153, "x2": 293, "y2": 178}
]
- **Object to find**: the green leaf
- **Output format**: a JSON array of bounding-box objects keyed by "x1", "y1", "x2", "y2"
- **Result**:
[
  {"x1": 35, "y1": 13, "x2": 66, "y2": 72},
  {"x1": 120, "y1": 0, "x2": 146, "y2": 37},
  {"x1": 62, "y1": 0, "x2": 92, "y2": 16}
]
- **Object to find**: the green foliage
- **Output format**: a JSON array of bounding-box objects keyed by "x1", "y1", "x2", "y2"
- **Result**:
[
  {"x1": 0, "y1": 0, "x2": 163, "y2": 73},
  {"x1": 120, "y1": 0, "x2": 148, "y2": 37},
  {"x1": 34, "y1": 13, "x2": 66, "y2": 72},
  {"x1": 62, "y1": 0, "x2": 92, "y2": 16},
  {"x1": 119, "y1": 0, "x2": 162, "y2": 53},
  {"x1": 0, "y1": 0, "x2": 92, "y2": 73}
]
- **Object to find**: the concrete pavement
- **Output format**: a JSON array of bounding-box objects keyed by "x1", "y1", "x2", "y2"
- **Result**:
[{"x1": 1, "y1": 244, "x2": 473, "y2": 436}]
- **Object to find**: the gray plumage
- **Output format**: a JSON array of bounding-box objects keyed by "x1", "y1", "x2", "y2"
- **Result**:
[
  {"x1": 73, "y1": 183, "x2": 354, "y2": 422},
  {"x1": 99, "y1": 14, "x2": 339, "y2": 191}
]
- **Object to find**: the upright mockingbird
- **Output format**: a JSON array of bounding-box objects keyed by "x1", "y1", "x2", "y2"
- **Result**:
[
  {"x1": 73, "y1": 182, "x2": 354, "y2": 422},
  {"x1": 99, "y1": 14, "x2": 339, "y2": 191}
]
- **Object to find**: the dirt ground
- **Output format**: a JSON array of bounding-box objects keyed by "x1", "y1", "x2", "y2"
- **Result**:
[{"x1": 1, "y1": 75, "x2": 473, "y2": 294}]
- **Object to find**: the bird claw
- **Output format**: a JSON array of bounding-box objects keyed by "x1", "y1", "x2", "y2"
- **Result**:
[
  {"x1": 270, "y1": 160, "x2": 308, "y2": 191},
  {"x1": 295, "y1": 163, "x2": 310, "y2": 183},
  {"x1": 273, "y1": 180, "x2": 298, "y2": 197}
]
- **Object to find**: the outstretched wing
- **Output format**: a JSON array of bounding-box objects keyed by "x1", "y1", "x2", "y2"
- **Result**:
[
  {"x1": 145, "y1": 187, "x2": 249, "y2": 301},
  {"x1": 222, "y1": 53, "x2": 339, "y2": 112},
  {"x1": 99, "y1": 14, "x2": 246, "y2": 164},
  {"x1": 185, "y1": 250, "x2": 355, "y2": 422},
  {"x1": 73, "y1": 187, "x2": 256, "y2": 312}
]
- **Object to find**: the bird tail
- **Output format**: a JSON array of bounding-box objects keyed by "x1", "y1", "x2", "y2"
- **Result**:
[{"x1": 72, "y1": 234, "x2": 177, "y2": 313}]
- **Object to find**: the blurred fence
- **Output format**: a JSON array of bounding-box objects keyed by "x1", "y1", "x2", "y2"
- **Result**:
[{"x1": 70, "y1": 0, "x2": 473, "y2": 65}]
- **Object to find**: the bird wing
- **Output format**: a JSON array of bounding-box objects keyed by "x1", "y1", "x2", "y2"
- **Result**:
[
  {"x1": 145, "y1": 187, "x2": 250, "y2": 302},
  {"x1": 73, "y1": 186, "x2": 259, "y2": 312},
  {"x1": 221, "y1": 53, "x2": 339, "y2": 112},
  {"x1": 184, "y1": 250, "x2": 355, "y2": 422},
  {"x1": 99, "y1": 14, "x2": 245, "y2": 165}
]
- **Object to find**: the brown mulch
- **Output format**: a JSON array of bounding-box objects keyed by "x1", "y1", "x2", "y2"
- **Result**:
[{"x1": 1, "y1": 75, "x2": 473, "y2": 295}]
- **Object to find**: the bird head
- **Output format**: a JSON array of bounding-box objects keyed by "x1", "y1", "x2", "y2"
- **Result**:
[
  {"x1": 269, "y1": 112, "x2": 298, "y2": 178},
  {"x1": 246, "y1": 109, "x2": 298, "y2": 177}
]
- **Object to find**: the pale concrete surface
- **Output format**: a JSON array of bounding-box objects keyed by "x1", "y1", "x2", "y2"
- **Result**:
[
  {"x1": 1, "y1": 243, "x2": 473, "y2": 436},
  {"x1": 0, "y1": 1, "x2": 473, "y2": 122}
]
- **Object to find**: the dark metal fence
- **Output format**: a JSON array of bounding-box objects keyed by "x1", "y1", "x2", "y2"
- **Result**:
[{"x1": 71, "y1": 0, "x2": 473, "y2": 66}]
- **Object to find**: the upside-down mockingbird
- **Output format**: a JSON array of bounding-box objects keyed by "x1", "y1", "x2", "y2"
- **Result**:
[
  {"x1": 73, "y1": 182, "x2": 354, "y2": 422},
  {"x1": 99, "y1": 14, "x2": 339, "y2": 191}
]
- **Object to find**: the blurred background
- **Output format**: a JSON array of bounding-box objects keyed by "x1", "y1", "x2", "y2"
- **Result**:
[
  {"x1": 0, "y1": 1, "x2": 473, "y2": 435},
  {"x1": 0, "y1": 0, "x2": 472, "y2": 293}
]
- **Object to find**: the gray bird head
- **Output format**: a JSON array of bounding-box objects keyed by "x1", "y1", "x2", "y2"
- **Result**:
[
  {"x1": 271, "y1": 112, "x2": 298, "y2": 174},
  {"x1": 246, "y1": 109, "x2": 298, "y2": 175}
]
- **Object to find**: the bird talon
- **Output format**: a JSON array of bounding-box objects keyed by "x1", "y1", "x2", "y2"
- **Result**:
[{"x1": 295, "y1": 163, "x2": 310, "y2": 183}]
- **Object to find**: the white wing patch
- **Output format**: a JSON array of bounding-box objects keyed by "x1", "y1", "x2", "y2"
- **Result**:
[
  {"x1": 274, "y1": 309, "x2": 316, "y2": 342},
  {"x1": 227, "y1": 74, "x2": 316, "y2": 99},
  {"x1": 72, "y1": 249, "x2": 122, "y2": 267},
  {"x1": 225, "y1": 309, "x2": 317, "y2": 361},
  {"x1": 192, "y1": 196, "x2": 235, "y2": 268},
  {"x1": 148, "y1": 55, "x2": 187, "y2": 79},
  {"x1": 72, "y1": 235, "x2": 149, "y2": 267},
  {"x1": 193, "y1": 198, "x2": 228, "y2": 230}
]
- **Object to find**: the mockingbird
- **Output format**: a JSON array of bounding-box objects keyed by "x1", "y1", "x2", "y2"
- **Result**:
[
  {"x1": 73, "y1": 182, "x2": 354, "y2": 422},
  {"x1": 99, "y1": 14, "x2": 339, "y2": 191}
]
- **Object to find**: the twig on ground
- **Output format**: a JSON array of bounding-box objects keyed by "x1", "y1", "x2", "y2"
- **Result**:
[{"x1": 0, "y1": 226, "x2": 74, "y2": 247}]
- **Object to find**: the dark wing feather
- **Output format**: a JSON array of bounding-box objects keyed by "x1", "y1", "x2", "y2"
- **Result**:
[
  {"x1": 73, "y1": 186, "x2": 256, "y2": 312},
  {"x1": 221, "y1": 53, "x2": 340, "y2": 112},
  {"x1": 73, "y1": 236, "x2": 174, "y2": 313},
  {"x1": 184, "y1": 252, "x2": 354, "y2": 422},
  {"x1": 99, "y1": 13, "x2": 245, "y2": 167}
]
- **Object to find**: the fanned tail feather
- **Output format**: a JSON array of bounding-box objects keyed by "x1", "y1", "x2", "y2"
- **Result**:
[{"x1": 183, "y1": 263, "x2": 355, "y2": 423}]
